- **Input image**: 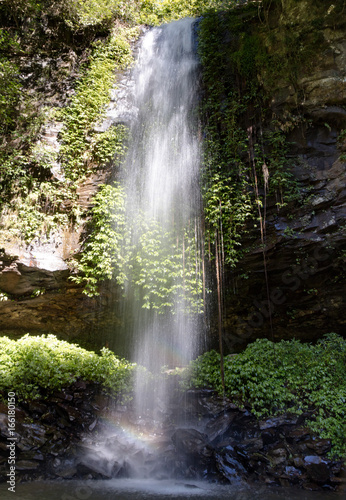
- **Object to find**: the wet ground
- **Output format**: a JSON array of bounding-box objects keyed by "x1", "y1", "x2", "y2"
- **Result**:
[{"x1": 0, "y1": 479, "x2": 344, "y2": 500}]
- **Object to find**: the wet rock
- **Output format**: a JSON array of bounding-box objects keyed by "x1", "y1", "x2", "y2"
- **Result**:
[
  {"x1": 261, "y1": 428, "x2": 277, "y2": 445},
  {"x1": 303, "y1": 482, "x2": 323, "y2": 491},
  {"x1": 268, "y1": 448, "x2": 287, "y2": 466},
  {"x1": 52, "y1": 391, "x2": 73, "y2": 402},
  {"x1": 42, "y1": 441, "x2": 67, "y2": 457},
  {"x1": 306, "y1": 439, "x2": 331, "y2": 455},
  {"x1": 293, "y1": 456, "x2": 305, "y2": 468},
  {"x1": 17, "y1": 423, "x2": 48, "y2": 450},
  {"x1": 20, "y1": 451, "x2": 45, "y2": 461},
  {"x1": 27, "y1": 402, "x2": 48, "y2": 414},
  {"x1": 215, "y1": 446, "x2": 247, "y2": 482},
  {"x1": 235, "y1": 438, "x2": 264, "y2": 454},
  {"x1": 57, "y1": 404, "x2": 83, "y2": 424},
  {"x1": 259, "y1": 415, "x2": 298, "y2": 430},
  {"x1": 41, "y1": 411, "x2": 56, "y2": 424},
  {"x1": 282, "y1": 466, "x2": 303, "y2": 480},
  {"x1": 16, "y1": 460, "x2": 40, "y2": 471},
  {"x1": 55, "y1": 464, "x2": 78, "y2": 478},
  {"x1": 172, "y1": 429, "x2": 211, "y2": 457},
  {"x1": 288, "y1": 427, "x2": 310, "y2": 441},
  {"x1": 206, "y1": 411, "x2": 237, "y2": 443},
  {"x1": 77, "y1": 455, "x2": 115, "y2": 479},
  {"x1": 0, "y1": 387, "x2": 344, "y2": 490},
  {"x1": 304, "y1": 455, "x2": 330, "y2": 483},
  {"x1": 88, "y1": 419, "x2": 98, "y2": 432}
]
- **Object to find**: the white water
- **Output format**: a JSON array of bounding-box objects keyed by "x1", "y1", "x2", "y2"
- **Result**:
[{"x1": 119, "y1": 18, "x2": 203, "y2": 416}]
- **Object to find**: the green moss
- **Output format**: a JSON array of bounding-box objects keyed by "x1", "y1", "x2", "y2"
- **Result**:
[{"x1": 183, "y1": 333, "x2": 346, "y2": 459}]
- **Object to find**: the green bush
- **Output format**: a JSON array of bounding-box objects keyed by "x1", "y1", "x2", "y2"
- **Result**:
[
  {"x1": 0, "y1": 334, "x2": 136, "y2": 401},
  {"x1": 183, "y1": 334, "x2": 346, "y2": 458}
]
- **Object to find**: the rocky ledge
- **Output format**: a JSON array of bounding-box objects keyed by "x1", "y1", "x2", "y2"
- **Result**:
[{"x1": 0, "y1": 383, "x2": 345, "y2": 492}]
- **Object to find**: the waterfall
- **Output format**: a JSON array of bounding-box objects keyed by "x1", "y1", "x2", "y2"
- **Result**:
[{"x1": 117, "y1": 18, "x2": 203, "y2": 418}]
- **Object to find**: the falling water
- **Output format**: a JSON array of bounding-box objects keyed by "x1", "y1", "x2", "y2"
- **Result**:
[{"x1": 118, "y1": 18, "x2": 203, "y2": 417}]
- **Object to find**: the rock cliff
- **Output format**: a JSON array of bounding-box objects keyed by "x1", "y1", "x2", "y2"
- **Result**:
[{"x1": 0, "y1": 0, "x2": 345, "y2": 351}]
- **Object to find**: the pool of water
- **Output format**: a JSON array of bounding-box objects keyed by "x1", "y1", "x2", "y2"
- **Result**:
[{"x1": 0, "y1": 479, "x2": 344, "y2": 500}]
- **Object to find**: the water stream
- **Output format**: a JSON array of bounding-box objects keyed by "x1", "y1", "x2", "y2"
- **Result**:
[{"x1": 117, "y1": 18, "x2": 204, "y2": 418}]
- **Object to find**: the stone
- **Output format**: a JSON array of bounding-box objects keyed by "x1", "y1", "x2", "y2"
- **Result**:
[
  {"x1": 303, "y1": 482, "x2": 323, "y2": 491},
  {"x1": 205, "y1": 411, "x2": 237, "y2": 442},
  {"x1": 215, "y1": 448, "x2": 246, "y2": 482},
  {"x1": 57, "y1": 404, "x2": 83, "y2": 423},
  {"x1": 172, "y1": 429, "x2": 211, "y2": 457},
  {"x1": 53, "y1": 391, "x2": 73, "y2": 402},
  {"x1": 261, "y1": 428, "x2": 277, "y2": 445},
  {"x1": 55, "y1": 465, "x2": 78, "y2": 478},
  {"x1": 268, "y1": 447, "x2": 288, "y2": 467},
  {"x1": 306, "y1": 439, "x2": 331, "y2": 455},
  {"x1": 16, "y1": 460, "x2": 40, "y2": 471},
  {"x1": 304, "y1": 456, "x2": 330, "y2": 483},
  {"x1": 235, "y1": 438, "x2": 264, "y2": 454},
  {"x1": 283, "y1": 466, "x2": 302, "y2": 479},
  {"x1": 293, "y1": 456, "x2": 305, "y2": 468},
  {"x1": 27, "y1": 402, "x2": 48, "y2": 414},
  {"x1": 259, "y1": 415, "x2": 298, "y2": 430},
  {"x1": 77, "y1": 456, "x2": 116, "y2": 478},
  {"x1": 289, "y1": 427, "x2": 310, "y2": 441}
]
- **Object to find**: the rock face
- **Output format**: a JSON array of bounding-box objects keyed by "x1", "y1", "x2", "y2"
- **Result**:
[
  {"x1": 216, "y1": 2, "x2": 346, "y2": 351},
  {"x1": 221, "y1": 121, "x2": 346, "y2": 351},
  {"x1": 0, "y1": 0, "x2": 345, "y2": 349},
  {"x1": 0, "y1": 386, "x2": 344, "y2": 491}
]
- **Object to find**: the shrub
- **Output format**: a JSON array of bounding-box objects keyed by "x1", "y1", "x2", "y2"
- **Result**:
[
  {"x1": 183, "y1": 334, "x2": 346, "y2": 458},
  {"x1": 0, "y1": 334, "x2": 136, "y2": 401}
]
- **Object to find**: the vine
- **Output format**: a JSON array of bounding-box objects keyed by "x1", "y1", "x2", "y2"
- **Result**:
[
  {"x1": 58, "y1": 27, "x2": 136, "y2": 181},
  {"x1": 71, "y1": 183, "x2": 204, "y2": 314}
]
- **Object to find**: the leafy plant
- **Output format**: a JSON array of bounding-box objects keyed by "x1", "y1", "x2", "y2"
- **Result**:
[
  {"x1": 58, "y1": 27, "x2": 136, "y2": 181},
  {"x1": 70, "y1": 183, "x2": 129, "y2": 295},
  {"x1": 182, "y1": 333, "x2": 346, "y2": 459},
  {"x1": 0, "y1": 334, "x2": 136, "y2": 401},
  {"x1": 71, "y1": 183, "x2": 204, "y2": 313}
]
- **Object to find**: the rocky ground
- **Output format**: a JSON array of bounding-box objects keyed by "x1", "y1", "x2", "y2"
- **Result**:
[{"x1": 0, "y1": 382, "x2": 345, "y2": 491}]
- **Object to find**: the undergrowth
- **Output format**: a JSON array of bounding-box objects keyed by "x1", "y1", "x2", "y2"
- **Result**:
[
  {"x1": 0, "y1": 334, "x2": 136, "y2": 401},
  {"x1": 182, "y1": 333, "x2": 346, "y2": 459}
]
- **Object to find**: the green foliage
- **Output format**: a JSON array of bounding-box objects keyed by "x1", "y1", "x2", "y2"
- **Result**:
[
  {"x1": 203, "y1": 171, "x2": 253, "y2": 265},
  {"x1": 71, "y1": 183, "x2": 204, "y2": 313},
  {"x1": 71, "y1": 183, "x2": 129, "y2": 295},
  {"x1": 183, "y1": 334, "x2": 346, "y2": 458},
  {"x1": 198, "y1": 12, "x2": 256, "y2": 266},
  {"x1": 197, "y1": 5, "x2": 308, "y2": 267},
  {"x1": 0, "y1": 334, "x2": 136, "y2": 401},
  {"x1": 91, "y1": 124, "x2": 128, "y2": 166},
  {"x1": 132, "y1": 217, "x2": 204, "y2": 313},
  {"x1": 0, "y1": 0, "x2": 234, "y2": 251},
  {"x1": 58, "y1": 28, "x2": 136, "y2": 181},
  {"x1": 0, "y1": 31, "x2": 21, "y2": 134},
  {"x1": 0, "y1": 174, "x2": 81, "y2": 243}
]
